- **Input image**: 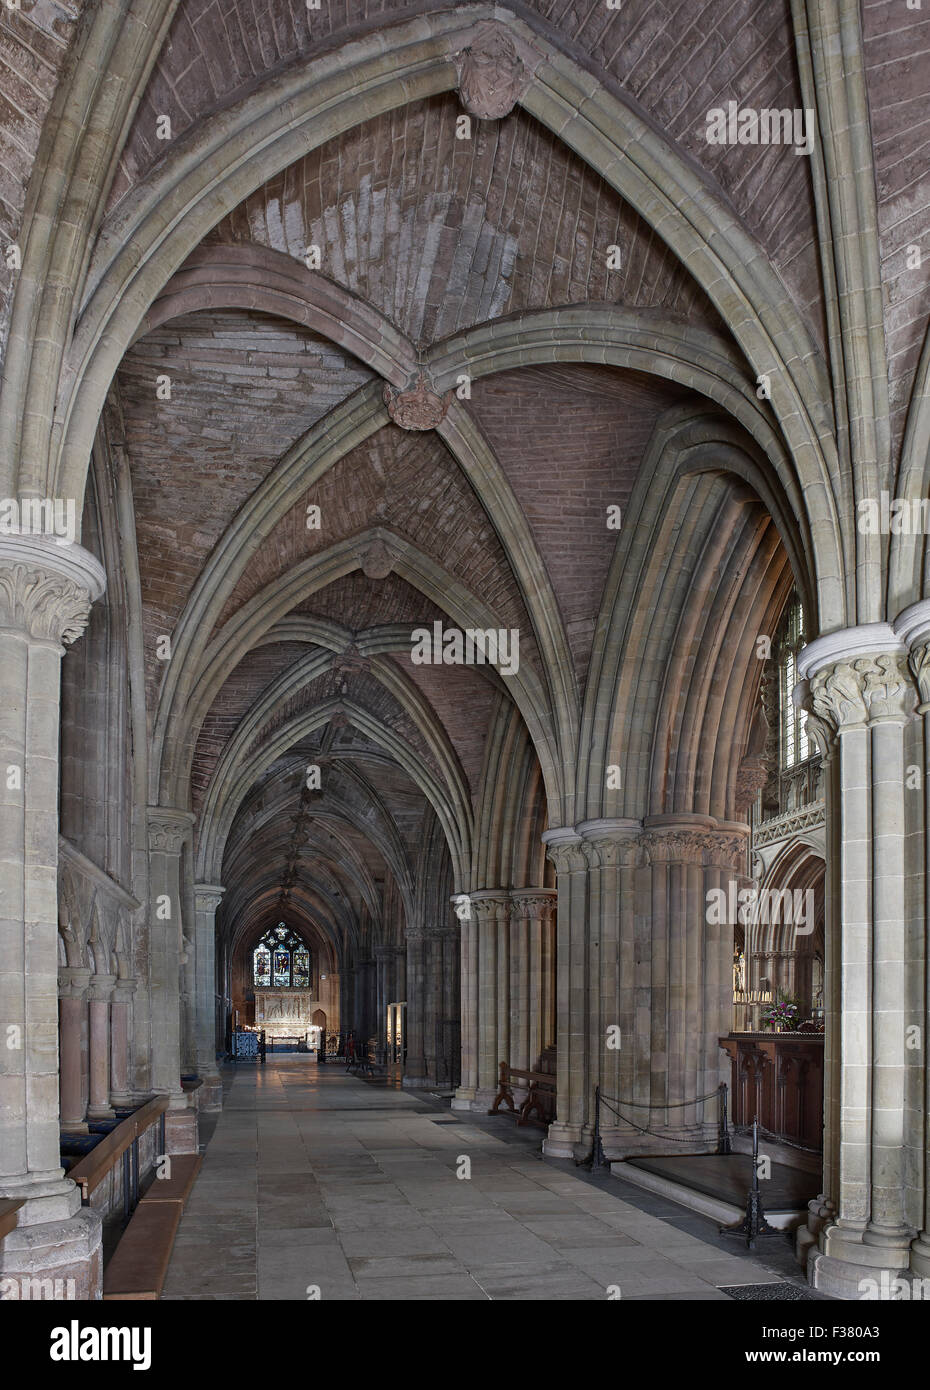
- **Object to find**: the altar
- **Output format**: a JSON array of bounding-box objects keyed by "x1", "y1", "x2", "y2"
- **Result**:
[{"x1": 254, "y1": 989, "x2": 316, "y2": 1043}]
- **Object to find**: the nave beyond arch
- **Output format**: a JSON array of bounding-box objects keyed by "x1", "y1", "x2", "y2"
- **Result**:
[{"x1": 0, "y1": 0, "x2": 929, "y2": 1310}]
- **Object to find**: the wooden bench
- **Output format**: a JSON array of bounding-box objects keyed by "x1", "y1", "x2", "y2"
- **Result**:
[
  {"x1": 488, "y1": 1061, "x2": 557, "y2": 1127},
  {"x1": 102, "y1": 1153, "x2": 203, "y2": 1300},
  {"x1": 103, "y1": 1201, "x2": 183, "y2": 1301},
  {"x1": 64, "y1": 1094, "x2": 198, "y2": 1302},
  {"x1": 140, "y1": 1153, "x2": 202, "y2": 1206},
  {"x1": 0, "y1": 1198, "x2": 25, "y2": 1242}
]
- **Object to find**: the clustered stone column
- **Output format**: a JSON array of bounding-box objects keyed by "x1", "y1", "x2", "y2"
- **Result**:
[
  {"x1": 798, "y1": 626, "x2": 922, "y2": 1298},
  {"x1": 506, "y1": 891, "x2": 554, "y2": 1074},
  {"x1": 539, "y1": 835, "x2": 589, "y2": 1156},
  {"x1": 146, "y1": 807, "x2": 198, "y2": 1153},
  {"x1": 453, "y1": 898, "x2": 478, "y2": 1108},
  {"x1": 402, "y1": 929, "x2": 429, "y2": 1086},
  {"x1": 193, "y1": 884, "x2": 224, "y2": 1111},
  {"x1": 0, "y1": 536, "x2": 105, "y2": 1299},
  {"x1": 904, "y1": 608, "x2": 930, "y2": 1282},
  {"x1": 453, "y1": 886, "x2": 556, "y2": 1117}
]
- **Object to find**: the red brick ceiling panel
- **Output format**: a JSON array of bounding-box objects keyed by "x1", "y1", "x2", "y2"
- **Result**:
[
  {"x1": 235, "y1": 737, "x2": 428, "y2": 870},
  {"x1": 212, "y1": 425, "x2": 539, "y2": 667},
  {"x1": 388, "y1": 654, "x2": 498, "y2": 806},
  {"x1": 0, "y1": 0, "x2": 84, "y2": 362},
  {"x1": 289, "y1": 570, "x2": 447, "y2": 631},
  {"x1": 117, "y1": 307, "x2": 374, "y2": 707},
  {"x1": 527, "y1": 0, "x2": 825, "y2": 347},
  {"x1": 191, "y1": 639, "x2": 311, "y2": 815},
  {"x1": 209, "y1": 97, "x2": 722, "y2": 342},
  {"x1": 245, "y1": 663, "x2": 440, "y2": 781},
  {"x1": 105, "y1": 2, "x2": 818, "y2": 339},
  {"x1": 467, "y1": 362, "x2": 690, "y2": 689},
  {"x1": 862, "y1": 0, "x2": 930, "y2": 459},
  {"x1": 106, "y1": 0, "x2": 432, "y2": 210}
]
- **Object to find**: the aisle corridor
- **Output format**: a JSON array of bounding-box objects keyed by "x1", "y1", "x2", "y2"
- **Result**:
[{"x1": 162, "y1": 1059, "x2": 812, "y2": 1301}]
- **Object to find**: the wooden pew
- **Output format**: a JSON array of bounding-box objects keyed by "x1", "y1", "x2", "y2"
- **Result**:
[{"x1": 488, "y1": 1061, "x2": 557, "y2": 1127}]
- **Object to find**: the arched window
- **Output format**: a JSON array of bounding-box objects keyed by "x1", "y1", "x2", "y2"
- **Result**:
[
  {"x1": 778, "y1": 595, "x2": 809, "y2": 769},
  {"x1": 252, "y1": 924, "x2": 311, "y2": 988}
]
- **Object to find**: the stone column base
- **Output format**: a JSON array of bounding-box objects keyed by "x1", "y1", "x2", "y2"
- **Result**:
[
  {"x1": 402, "y1": 1073, "x2": 431, "y2": 1089},
  {"x1": 451, "y1": 1087, "x2": 476, "y2": 1111},
  {"x1": 196, "y1": 1076, "x2": 223, "y2": 1112},
  {"x1": 0, "y1": 1207, "x2": 102, "y2": 1301},
  {"x1": 910, "y1": 1234, "x2": 930, "y2": 1280},
  {"x1": 543, "y1": 1121, "x2": 583, "y2": 1158},
  {"x1": 810, "y1": 1222, "x2": 916, "y2": 1300},
  {"x1": 809, "y1": 1249, "x2": 911, "y2": 1300},
  {"x1": 164, "y1": 1103, "x2": 199, "y2": 1155}
]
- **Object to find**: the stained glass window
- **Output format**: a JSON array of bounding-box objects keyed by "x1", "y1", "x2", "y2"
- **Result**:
[
  {"x1": 293, "y1": 947, "x2": 310, "y2": 987},
  {"x1": 778, "y1": 595, "x2": 809, "y2": 769},
  {"x1": 254, "y1": 947, "x2": 271, "y2": 987},
  {"x1": 252, "y1": 924, "x2": 312, "y2": 987}
]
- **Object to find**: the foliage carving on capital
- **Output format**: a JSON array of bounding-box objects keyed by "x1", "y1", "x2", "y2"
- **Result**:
[
  {"x1": 734, "y1": 755, "x2": 768, "y2": 816},
  {"x1": 456, "y1": 24, "x2": 530, "y2": 120},
  {"x1": 639, "y1": 830, "x2": 707, "y2": 866},
  {"x1": 810, "y1": 653, "x2": 916, "y2": 731},
  {"x1": 0, "y1": 562, "x2": 93, "y2": 645},
  {"x1": 580, "y1": 835, "x2": 641, "y2": 870},
  {"x1": 469, "y1": 893, "x2": 510, "y2": 922},
  {"x1": 509, "y1": 890, "x2": 557, "y2": 921},
  {"x1": 194, "y1": 887, "x2": 224, "y2": 914},
  {"x1": 147, "y1": 809, "x2": 193, "y2": 854},
  {"x1": 543, "y1": 838, "x2": 586, "y2": 874}
]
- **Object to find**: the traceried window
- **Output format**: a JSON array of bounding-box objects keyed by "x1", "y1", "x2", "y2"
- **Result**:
[
  {"x1": 778, "y1": 595, "x2": 809, "y2": 769},
  {"x1": 252, "y1": 924, "x2": 311, "y2": 988}
]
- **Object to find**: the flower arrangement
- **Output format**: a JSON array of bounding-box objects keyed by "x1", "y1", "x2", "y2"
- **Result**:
[{"x1": 760, "y1": 995, "x2": 800, "y2": 1031}]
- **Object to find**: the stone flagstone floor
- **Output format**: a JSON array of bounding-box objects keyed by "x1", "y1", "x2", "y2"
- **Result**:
[{"x1": 162, "y1": 1057, "x2": 822, "y2": 1301}]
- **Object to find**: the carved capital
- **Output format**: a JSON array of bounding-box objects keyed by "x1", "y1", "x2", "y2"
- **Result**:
[
  {"x1": 469, "y1": 890, "x2": 510, "y2": 923},
  {"x1": 640, "y1": 829, "x2": 707, "y2": 866},
  {"x1": 509, "y1": 889, "x2": 557, "y2": 921},
  {"x1": 0, "y1": 562, "x2": 101, "y2": 648},
  {"x1": 58, "y1": 966, "x2": 91, "y2": 999},
  {"x1": 147, "y1": 807, "x2": 194, "y2": 854},
  {"x1": 542, "y1": 833, "x2": 586, "y2": 875},
  {"x1": 734, "y1": 754, "x2": 768, "y2": 815},
  {"x1": 194, "y1": 883, "x2": 225, "y2": 915},
  {"x1": 456, "y1": 23, "x2": 530, "y2": 120},
  {"x1": 87, "y1": 973, "x2": 117, "y2": 1003},
  {"x1": 810, "y1": 652, "x2": 917, "y2": 733},
  {"x1": 383, "y1": 373, "x2": 451, "y2": 431}
]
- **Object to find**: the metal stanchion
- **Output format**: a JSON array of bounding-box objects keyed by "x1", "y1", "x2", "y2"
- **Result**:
[
  {"x1": 718, "y1": 1117, "x2": 780, "y2": 1249},
  {"x1": 579, "y1": 1087, "x2": 610, "y2": 1170},
  {"x1": 717, "y1": 1082, "x2": 732, "y2": 1155}
]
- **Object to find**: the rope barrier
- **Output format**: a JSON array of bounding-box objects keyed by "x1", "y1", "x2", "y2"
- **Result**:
[{"x1": 597, "y1": 1087, "x2": 723, "y2": 1109}]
